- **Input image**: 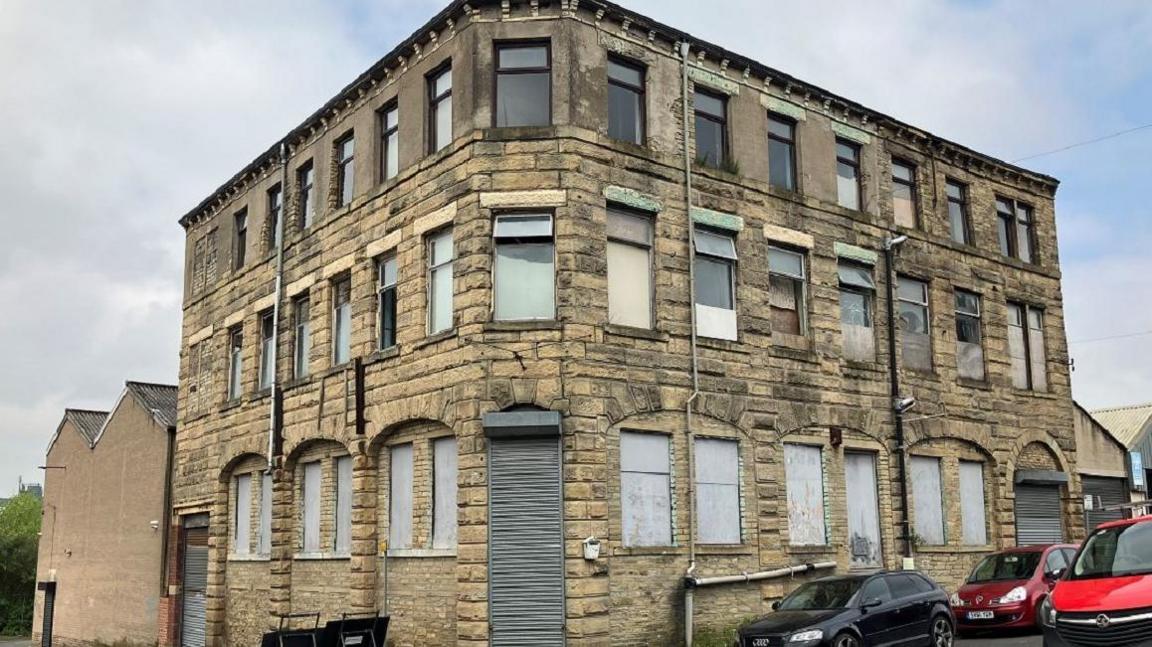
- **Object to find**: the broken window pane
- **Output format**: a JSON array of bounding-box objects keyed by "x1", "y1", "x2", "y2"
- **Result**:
[{"x1": 898, "y1": 277, "x2": 931, "y2": 371}]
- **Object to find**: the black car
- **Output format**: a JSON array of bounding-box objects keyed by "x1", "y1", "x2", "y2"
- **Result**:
[{"x1": 736, "y1": 572, "x2": 955, "y2": 647}]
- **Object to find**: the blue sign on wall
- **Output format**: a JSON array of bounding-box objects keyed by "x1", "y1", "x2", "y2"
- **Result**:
[{"x1": 1132, "y1": 452, "x2": 1145, "y2": 490}]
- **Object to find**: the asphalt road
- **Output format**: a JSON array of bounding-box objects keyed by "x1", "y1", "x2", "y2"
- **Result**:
[
  {"x1": 0, "y1": 639, "x2": 29, "y2": 647},
  {"x1": 957, "y1": 631, "x2": 1042, "y2": 646}
]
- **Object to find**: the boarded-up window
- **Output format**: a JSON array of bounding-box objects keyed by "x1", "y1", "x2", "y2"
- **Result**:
[
  {"x1": 897, "y1": 276, "x2": 932, "y2": 371},
  {"x1": 187, "y1": 340, "x2": 213, "y2": 417},
  {"x1": 960, "y1": 461, "x2": 988, "y2": 546},
  {"x1": 695, "y1": 438, "x2": 740, "y2": 544},
  {"x1": 911, "y1": 456, "x2": 945, "y2": 545},
  {"x1": 954, "y1": 290, "x2": 985, "y2": 380},
  {"x1": 768, "y1": 246, "x2": 807, "y2": 335},
  {"x1": 620, "y1": 432, "x2": 672, "y2": 546},
  {"x1": 839, "y1": 262, "x2": 875, "y2": 361},
  {"x1": 785, "y1": 444, "x2": 827, "y2": 545},
  {"x1": 433, "y1": 437, "x2": 458, "y2": 549},
  {"x1": 234, "y1": 474, "x2": 252, "y2": 555},
  {"x1": 258, "y1": 472, "x2": 272, "y2": 556},
  {"x1": 389, "y1": 444, "x2": 414, "y2": 550},
  {"x1": 607, "y1": 208, "x2": 653, "y2": 328},
  {"x1": 334, "y1": 456, "x2": 352, "y2": 554},
  {"x1": 1008, "y1": 303, "x2": 1047, "y2": 391},
  {"x1": 301, "y1": 461, "x2": 321, "y2": 552}
]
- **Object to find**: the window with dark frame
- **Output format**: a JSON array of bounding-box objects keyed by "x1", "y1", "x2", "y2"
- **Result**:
[
  {"x1": 428, "y1": 64, "x2": 453, "y2": 153},
  {"x1": 493, "y1": 213, "x2": 555, "y2": 321},
  {"x1": 693, "y1": 88, "x2": 727, "y2": 169},
  {"x1": 297, "y1": 161, "x2": 315, "y2": 229},
  {"x1": 233, "y1": 209, "x2": 248, "y2": 269},
  {"x1": 335, "y1": 134, "x2": 354, "y2": 208},
  {"x1": 767, "y1": 113, "x2": 797, "y2": 191},
  {"x1": 607, "y1": 56, "x2": 645, "y2": 145},
  {"x1": 379, "y1": 103, "x2": 399, "y2": 182},
  {"x1": 332, "y1": 276, "x2": 351, "y2": 365},
  {"x1": 954, "y1": 289, "x2": 985, "y2": 381},
  {"x1": 258, "y1": 310, "x2": 275, "y2": 390},
  {"x1": 494, "y1": 42, "x2": 551, "y2": 128},
  {"x1": 891, "y1": 158, "x2": 917, "y2": 228},
  {"x1": 946, "y1": 179, "x2": 970, "y2": 245},
  {"x1": 897, "y1": 276, "x2": 932, "y2": 371},
  {"x1": 767, "y1": 246, "x2": 807, "y2": 336},
  {"x1": 292, "y1": 295, "x2": 310, "y2": 379},
  {"x1": 377, "y1": 255, "x2": 398, "y2": 350},
  {"x1": 836, "y1": 138, "x2": 862, "y2": 210},
  {"x1": 1008, "y1": 302, "x2": 1047, "y2": 391},
  {"x1": 267, "y1": 184, "x2": 282, "y2": 250},
  {"x1": 997, "y1": 196, "x2": 1036, "y2": 263},
  {"x1": 227, "y1": 326, "x2": 243, "y2": 400}
]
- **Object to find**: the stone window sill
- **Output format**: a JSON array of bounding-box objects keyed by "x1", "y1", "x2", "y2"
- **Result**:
[
  {"x1": 282, "y1": 375, "x2": 314, "y2": 391},
  {"x1": 696, "y1": 336, "x2": 749, "y2": 353},
  {"x1": 367, "y1": 346, "x2": 401, "y2": 365},
  {"x1": 603, "y1": 324, "x2": 668, "y2": 342},
  {"x1": 293, "y1": 552, "x2": 351, "y2": 561},
  {"x1": 612, "y1": 546, "x2": 682, "y2": 557},
  {"x1": 957, "y1": 377, "x2": 992, "y2": 391},
  {"x1": 695, "y1": 544, "x2": 754, "y2": 556},
  {"x1": 413, "y1": 328, "x2": 458, "y2": 350},
  {"x1": 786, "y1": 544, "x2": 837, "y2": 556},
  {"x1": 219, "y1": 399, "x2": 243, "y2": 413},
  {"x1": 1011, "y1": 388, "x2": 1057, "y2": 399},
  {"x1": 384, "y1": 548, "x2": 457, "y2": 558},
  {"x1": 774, "y1": 332, "x2": 812, "y2": 352},
  {"x1": 484, "y1": 320, "x2": 561, "y2": 332},
  {"x1": 228, "y1": 554, "x2": 271, "y2": 562},
  {"x1": 843, "y1": 359, "x2": 883, "y2": 373},
  {"x1": 769, "y1": 345, "x2": 818, "y2": 364}
]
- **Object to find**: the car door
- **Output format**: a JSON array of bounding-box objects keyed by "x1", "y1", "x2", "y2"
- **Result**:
[
  {"x1": 853, "y1": 577, "x2": 902, "y2": 647},
  {"x1": 885, "y1": 574, "x2": 931, "y2": 644}
]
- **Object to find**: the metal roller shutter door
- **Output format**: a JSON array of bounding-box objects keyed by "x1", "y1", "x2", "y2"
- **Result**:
[
  {"x1": 1015, "y1": 484, "x2": 1063, "y2": 545},
  {"x1": 182, "y1": 526, "x2": 209, "y2": 647},
  {"x1": 1083, "y1": 476, "x2": 1127, "y2": 530},
  {"x1": 489, "y1": 437, "x2": 565, "y2": 647}
]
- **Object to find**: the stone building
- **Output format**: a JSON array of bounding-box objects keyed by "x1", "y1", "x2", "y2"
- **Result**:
[
  {"x1": 167, "y1": 0, "x2": 1080, "y2": 645},
  {"x1": 32, "y1": 382, "x2": 178, "y2": 647}
]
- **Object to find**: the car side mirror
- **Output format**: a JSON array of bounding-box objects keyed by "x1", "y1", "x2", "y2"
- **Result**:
[
  {"x1": 861, "y1": 597, "x2": 883, "y2": 611},
  {"x1": 1047, "y1": 567, "x2": 1065, "y2": 581},
  {"x1": 771, "y1": 601, "x2": 781, "y2": 611}
]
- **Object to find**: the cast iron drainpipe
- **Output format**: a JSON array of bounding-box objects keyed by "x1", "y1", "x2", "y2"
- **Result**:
[
  {"x1": 883, "y1": 238, "x2": 914, "y2": 561},
  {"x1": 267, "y1": 141, "x2": 289, "y2": 473}
]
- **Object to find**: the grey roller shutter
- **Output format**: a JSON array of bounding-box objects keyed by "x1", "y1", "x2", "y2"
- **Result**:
[
  {"x1": 1015, "y1": 484, "x2": 1063, "y2": 545},
  {"x1": 489, "y1": 436, "x2": 565, "y2": 646},
  {"x1": 182, "y1": 526, "x2": 209, "y2": 647},
  {"x1": 1083, "y1": 476, "x2": 1127, "y2": 530}
]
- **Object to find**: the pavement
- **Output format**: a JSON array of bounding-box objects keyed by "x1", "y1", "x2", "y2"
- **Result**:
[
  {"x1": 0, "y1": 639, "x2": 30, "y2": 647},
  {"x1": 958, "y1": 630, "x2": 1043, "y2": 646}
]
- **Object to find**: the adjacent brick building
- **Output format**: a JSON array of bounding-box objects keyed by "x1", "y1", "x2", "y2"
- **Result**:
[
  {"x1": 168, "y1": 1, "x2": 1081, "y2": 644},
  {"x1": 33, "y1": 383, "x2": 177, "y2": 647}
]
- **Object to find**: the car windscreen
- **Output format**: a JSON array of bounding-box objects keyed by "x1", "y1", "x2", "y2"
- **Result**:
[
  {"x1": 778, "y1": 579, "x2": 864, "y2": 610},
  {"x1": 967, "y1": 552, "x2": 1042, "y2": 583},
  {"x1": 1070, "y1": 520, "x2": 1152, "y2": 580}
]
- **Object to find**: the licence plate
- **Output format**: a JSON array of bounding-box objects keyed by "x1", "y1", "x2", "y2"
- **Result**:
[{"x1": 967, "y1": 611, "x2": 995, "y2": 620}]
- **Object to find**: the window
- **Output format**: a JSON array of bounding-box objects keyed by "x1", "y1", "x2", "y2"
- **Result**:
[
  {"x1": 427, "y1": 229, "x2": 454, "y2": 333},
  {"x1": 227, "y1": 326, "x2": 243, "y2": 400},
  {"x1": 187, "y1": 340, "x2": 212, "y2": 417},
  {"x1": 389, "y1": 444, "x2": 413, "y2": 550},
  {"x1": 233, "y1": 474, "x2": 252, "y2": 556},
  {"x1": 234, "y1": 209, "x2": 248, "y2": 269},
  {"x1": 1008, "y1": 303, "x2": 1047, "y2": 391},
  {"x1": 607, "y1": 56, "x2": 645, "y2": 145},
  {"x1": 493, "y1": 213, "x2": 555, "y2": 321},
  {"x1": 380, "y1": 103, "x2": 399, "y2": 181},
  {"x1": 428, "y1": 65, "x2": 453, "y2": 153},
  {"x1": 301, "y1": 461, "x2": 321, "y2": 552},
  {"x1": 891, "y1": 159, "x2": 917, "y2": 228},
  {"x1": 886, "y1": 574, "x2": 924, "y2": 600},
  {"x1": 767, "y1": 113, "x2": 797, "y2": 191},
  {"x1": 897, "y1": 277, "x2": 932, "y2": 371},
  {"x1": 784, "y1": 444, "x2": 827, "y2": 545},
  {"x1": 620, "y1": 432, "x2": 671, "y2": 547},
  {"x1": 768, "y1": 246, "x2": 807, "y2": 336},
  {"x1": 495, "y1": 42, "x2": 551, "y2": 127},
  {"x1": 258, "y1": 472, "x2": 272, "y2": 556},
  {"x1": 695, "y1": 438, "x2": 740, "y2": 544},
  {"x1": 335, "y1": 134, "x2": 354, "y2": 208},
  {"x1": 954, "y1": 290, "x2": 985, "y2": 380},
  {"x1": 1045, "y1": 549, "x2": 1068, "y2": 577},
  {"x1": 267, "y1": 184, "x2": 282, "y2": 250},
  {"x1": 606, "y1": 207, "x2": 653, "y2": 328},
  {"x1": 997, "y1": 197, "x2": 1036, "y2": 263},
  {"x1": 959, "y1": 461, "x2": 988, "y2": 546},
  {"x1": 860, "y1": 578, "x2": 893, "y2": 604},
  {"x1": 258, "y1": 310, "x2": 275, "y2": 390},
  {"x1": 334, "y1": 456, "x2": 352, "y2": 554},
  {"x1": 292, "y1": 295, "x2": 310, "y2": 378},
  {"x1": 377, "y1": 255, "x2": 398, "y2": 350},
  {"x1": 432, "y1": 437, "x2": 458, "y2": 549},
  {"x1": 836, "y1": 139, "x2": 862, "y2": 210},
  {"x1": 946, "y1": 180, "x2": 969, "y2": 244},
  {"x1": 693, "y1": 228, "x2": 738, "y2": 340},
  {"x1": 694, "y1": 89, "x2": 727, "y2": 168},
  {"x1": 190, "y1": 228, "x2": 218, "y2": 297},
  {"x1": 332, "y1": 277, "x2": 351, "y2": 365},
  {"x1": 911, "y1": 455, "x2": 945, "y2": 545},
  {"x1": 297, "y1": 161, "x2": 315, "y2": 229},
  {"x1": 839, "y1": 262, "x2": 875, "y2": 362}
]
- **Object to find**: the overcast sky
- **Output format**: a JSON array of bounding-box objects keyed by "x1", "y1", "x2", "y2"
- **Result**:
[{"x1": 2, "y1": 0, "x2": 1150, "y2": 492}]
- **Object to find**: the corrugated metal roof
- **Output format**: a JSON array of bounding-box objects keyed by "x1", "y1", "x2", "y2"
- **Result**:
[
  {"x1": 1090, "y1": 403, "x2": 1152, "y2": 448},
  {"x1": 126, "y1": 381, "x2": 178, "y2": 428},
  {"x1": 64, "y1": 409, "x2": 109, "y2": 445}
]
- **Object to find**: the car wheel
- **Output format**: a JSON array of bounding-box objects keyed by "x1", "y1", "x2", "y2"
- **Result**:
[
  {"x1": 931, "y1": 614, "x2": 954, "y2": 647},
  {"x1": 833, "y1": 633, "x2": 860, "y2": 647}
]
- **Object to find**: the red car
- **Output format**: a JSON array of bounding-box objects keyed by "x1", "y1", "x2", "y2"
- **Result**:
[
  {"x1": 951, "y1": 544, "x2": 1078, "y2": 633},
  {"x1": 1041, "y1": 515, "x2": 1152, "y2": 646}
]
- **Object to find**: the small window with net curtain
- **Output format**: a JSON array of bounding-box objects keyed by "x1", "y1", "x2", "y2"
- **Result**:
[
  {"x1": 838, "y1": 261, "x2": 875, "y2": 362},
  {"x1": 954, "y1": 289, "x2": 985, "y2": 380},
  {"x1": 693, "y1": 227, "x2": 738, "y2": 340},
  {"x1": 607, "y1": 207, "x2": 653, "y2": 328},
  {"x1": 768, "y1": 246, "x2": 807, "y2": 336},
  {"x1": 897, "y1": 276, "x2": 932, "y2": 371},
  {"x1": 493, "y1": 213, "x2": 555, "y2": 321}
]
